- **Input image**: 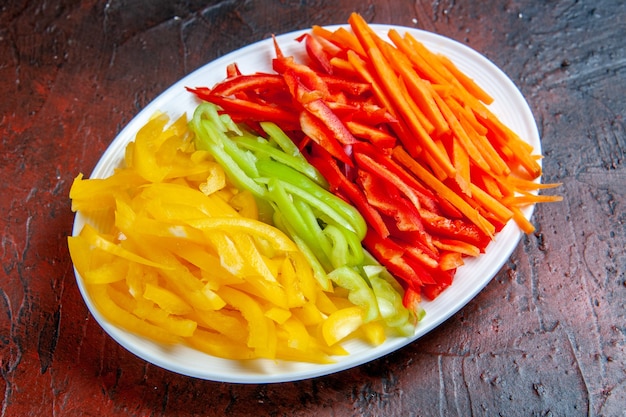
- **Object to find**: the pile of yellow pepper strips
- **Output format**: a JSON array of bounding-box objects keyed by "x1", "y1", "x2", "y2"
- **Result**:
[{"x1": 69, "y1": 108, "x2": 415, "y2": 364}]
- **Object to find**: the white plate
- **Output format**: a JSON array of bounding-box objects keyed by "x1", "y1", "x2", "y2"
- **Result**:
[{"x1": 72, "y1": 24, "x2": 539, "y2": 383}]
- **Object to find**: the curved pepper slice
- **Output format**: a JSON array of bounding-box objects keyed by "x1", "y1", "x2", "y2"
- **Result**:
[
  {"x1": 328, "y1": 266, "x2": 379, "y2": 323},
  {"x1": 322, "y1": 306, "x2": 364, "y2": 346}
]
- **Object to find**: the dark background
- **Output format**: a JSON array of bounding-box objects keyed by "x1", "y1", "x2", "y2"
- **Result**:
[{"x1": 1, "y1": 1, "x2": 625, "y2": 415}]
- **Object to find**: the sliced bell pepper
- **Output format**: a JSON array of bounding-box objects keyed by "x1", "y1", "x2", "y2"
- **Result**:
[
  {"x1": 321, "y1": 306, "x2": 364, "y2": 346},
  {"x1": 218, "y1": 286, "x2": 276, "y2": 358},
  {"x1": 297, "y1": 32, "x2": 333, "y2": 75},
  {"x1": 72, "y1": 111, "x2": 384, "y2": 363},
  {"x1": 189, "y1": 103, "x2": 415, "y2": 337},
  {"x1": 273, "y1": 46, "x2": 331, "y2": 98},
  {"x1": 352, "y1": 142, "x2": 440, "y2": 213},
  {"x1": 200, "y1": 73, "x2": 287, "y2": 97},
  {"x1": 363, "y1": 229, "x2": 437, "y2": 289},
  {"x1": 192, "y1": 93, "x2": 300, "y2": 131},
  {"x1": 88, "y1": 284, "x2": 182, "y2": 345},
  {"x1": 299, "y1": 110, "x2": 353, "y2": 166},
  {"x1": 357, "y1": 169, "x2": 424, "y2": 233},
  {"x1": 326, "y1": 101, "x2": 394, "y2": 126},
  {"x1": 143, "y1": 282, "x2": 193, "y2": 315},
  {"x1": 256, "y1": 159, "x2": 366, "y2": 239},
  {"x1": 282, "y1": 69, "x2": 358, "y2": 147},
  {"x1": 232, "y1": 134, "x2": 326, "y2": 187},
  {"x1": 307, "y1": 150, "x2": 390, "y2": 239},
  {"x1": 328, "y1": 266, "x2": 379, "y2": 323},
  {"x1": 345, "y1": 120, "x2": 396, "y2": 148}
]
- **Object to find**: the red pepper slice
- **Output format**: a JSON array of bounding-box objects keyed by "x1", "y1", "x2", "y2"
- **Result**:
[
  {"x1": 197, "y1": 94, "x2": 300, "y2": 131},
  {"x1": 273, "y1": 55, "x2": 331, "y2": 98},
  {"x1": 326, "y1": 102, "x2": 395, "y2": 127},
  {"x1": 363, "y1": 228, "x2": 460, "y2": 300},
  {"x1": 419, "y1": 210, "x2": 492, "y2": 251},
  {"x1": 187, "y1": 73, "x2": 293, "y2": 111},
  {"x1": 226, "y1": 63, "x2": 242, "y2": 78},
  {"x1": 209, "y1": 74, "x2": 287, "y2": 97},
  {"x1": 353, "y1": 142, "x2": 440, "y2": 213},
  {"x1": 357, "y1": 169, "x2": 423, "y2": 233},
  {"x1": 421, "y1": 271, "x2": 455, "y2": 300},
  {"x1": 354, "y1": 149, "x2": 435, "y2": 219},
  {"x1": 297, "y1": 33, "x2": 333, "y2": 75},
  {"x1": 299, "y1": 111, "x2": 352, "y2": 166},
  {"x1": 319, "y1": 74, "x2": 371, "y2": 97},
  {"x1": 403, "y1": 243, "x2": 439, "y2": 270},
  {"x1": 363, "y1": 230, "x2": 435, "y2": 288},
  {"x1": 186, "y1": 86, "x2": 212, "y2": 99},
  {"x1": 305, "y1": 99, "x2": 359, "y2": 146},
  {"x1": 402, "y1": 287, "x2": 421, "y2": 312},
  {"x1": 345, "y1": 121, "x2": 396, "y2": 148},
  {"x1": 308, "y1": 152, "x2": 389, "y2": 238},
  {"x1": 282, "y1": 70, "x2": 359, "y2": 149},
  {"x1": 389, "y1": 224, "x2": 438, "y2": 258}
]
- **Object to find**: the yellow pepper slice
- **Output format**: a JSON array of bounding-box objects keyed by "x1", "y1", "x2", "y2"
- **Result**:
[
  {"x1": 280, "y1": 316, "x2": 312, "y2": 351},
  {"x1": 88, "y1": 284, "x2": 180, "y2": 345},
  {"x1": 187, "y1": 329, "x2": 255, "y2": 360},
  {"x1": 74, "y1": 224, "x2": 171, "y2": 270},
  {"x1": 322, "y1": 306, "x2": 365, "y2": 346},
  {"x1": 227, "y1": 190, "x2": 258, "y2": 219},
  {"x1": 188, "y1": 217, "x2": 298, "y2": 252},
  {"x1": 265, "y1": 306, "x2": 292, "y2": 324},
  {"x1": 131, "y1": 113, "x2": 175, "y2": 182},
  {"x1": 218, "y1": 286, "x2": 275, "y2": 358},
  {"x1": 190, "y1": 309, "x2": 248, "y2": 343},
  {"x1": 143, "y1": 283, "x2": 193, "y2": 315},
  {"x1": 69, "y1": 171, "x2": 146, "y2": 212}
]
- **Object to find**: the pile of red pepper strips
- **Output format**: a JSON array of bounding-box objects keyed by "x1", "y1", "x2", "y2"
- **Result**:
[{"x1": 186, "y1": 13, "x2": 561, "y2": 308}]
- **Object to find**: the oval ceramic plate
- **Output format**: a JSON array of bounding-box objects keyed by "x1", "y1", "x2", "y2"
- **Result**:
[{"x1": 72, "y1": 24, "x2": 539, "y2": 383}]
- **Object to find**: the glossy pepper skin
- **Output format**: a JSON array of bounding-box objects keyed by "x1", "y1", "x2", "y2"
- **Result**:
[
  {"x1": 185, "y1": 32, "x2": 499, "y2": 304},
  {"x1": 189, "y1": 102, "x2": 415, "y2": 337},
  {"x1": 69, "y1": 110, "x2": 413, "y2": 362}
]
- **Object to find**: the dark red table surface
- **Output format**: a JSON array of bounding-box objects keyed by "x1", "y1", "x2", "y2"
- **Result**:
[{"x1": 2, "y1": 1, "x2": 625, "y2": 416}]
